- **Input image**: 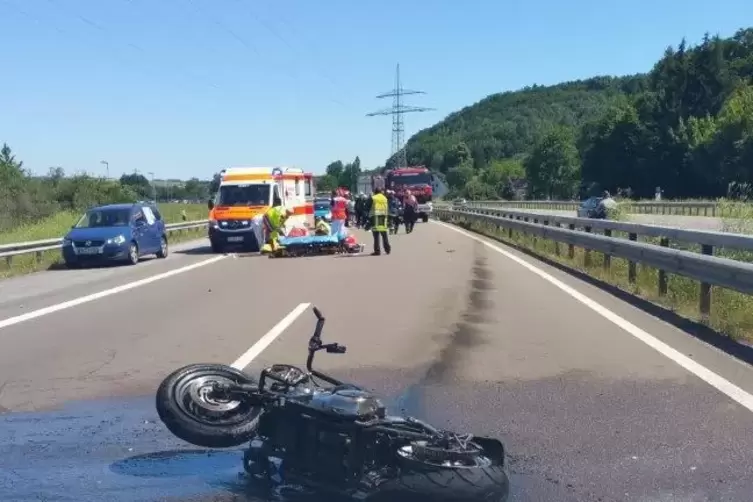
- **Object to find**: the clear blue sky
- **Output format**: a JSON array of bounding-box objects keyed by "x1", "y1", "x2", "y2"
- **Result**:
[{"x1": 2, "y1": 0, "x2": 751, "y2": 179}]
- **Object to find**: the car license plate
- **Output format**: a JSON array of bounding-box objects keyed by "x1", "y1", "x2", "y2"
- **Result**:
[
  {"x1": 77, "y1": 247, "x2": 101, "y2": 255},
  {"x1": 227, "y1": 236, "x2": 244, "y2": 243}
]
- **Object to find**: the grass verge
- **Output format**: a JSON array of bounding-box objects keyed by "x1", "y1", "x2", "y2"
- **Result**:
[
  {"x1": 0, "y1": 203, "x2": 208, "y2": 280},
  {"x1": 442, "y1": 215, "x2": 753, "y2": 342},
  {"x1": 0, "y1": 203, "x2": 207, "y2": 244}
]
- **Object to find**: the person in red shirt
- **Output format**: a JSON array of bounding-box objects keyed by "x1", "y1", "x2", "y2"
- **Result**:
[{"x1": 330, "y1": 189, "x2": 348, "y2": 236}]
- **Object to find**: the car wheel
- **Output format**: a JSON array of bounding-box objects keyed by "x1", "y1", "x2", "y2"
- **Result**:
[
  {"x1": 127, "y1": 242, "x2": 139, "y2": 265},
  {"x1": 156, "y1": 236, "x2": 168, "y2": 258}
]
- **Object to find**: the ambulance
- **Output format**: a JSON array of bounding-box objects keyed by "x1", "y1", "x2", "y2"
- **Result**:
[{"x1": 207, "y1": 166, "x2": 315, "y2": 253}]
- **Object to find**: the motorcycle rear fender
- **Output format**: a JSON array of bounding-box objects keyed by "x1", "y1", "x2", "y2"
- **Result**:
[{"x1": 472, "y1": 436, "x2": 505, "y2": 466}]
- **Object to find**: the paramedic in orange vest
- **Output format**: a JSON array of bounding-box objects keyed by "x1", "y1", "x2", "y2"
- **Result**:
[{"x1": 330, "y1": 189, "x2": 348, "y2": 236}]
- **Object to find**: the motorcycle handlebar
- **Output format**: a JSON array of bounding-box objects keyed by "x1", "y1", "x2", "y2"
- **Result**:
[{"x1": 306, "y1": 306, "x2": 346, "y2": 373}]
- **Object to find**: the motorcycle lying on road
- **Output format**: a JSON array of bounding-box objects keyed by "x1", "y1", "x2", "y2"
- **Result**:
[{"x1": 155, "y1": 307, "x2": 510, "y2": 501}]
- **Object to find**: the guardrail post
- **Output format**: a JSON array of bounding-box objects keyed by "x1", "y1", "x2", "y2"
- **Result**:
[
  {"x1": 584, "y1": 227, "x2": 592, "y2": 267},
  {"x1": 568, "y1": 224, "x2": 575, "y2": 258},
  {"x1": 603, "y1": 229, "x2": 612, "y2": 270},
  {"x1": 699, "y1": 244, "x2": 713, "y2": 318},
  {"x1": 5, "y1": 256, "x2": 11, "y2": 268},
  {"x1": 554, "y1": 223, "x2": 560, "y2": 256},
  {"x1": 533, "y1": 219, "x2": 538, "y2": 249},
  {"x1": 658, "y1": 237, "x2": 669, "y2": 296},
  {"x1": 628, "y1": 233, "x2": 637, "y2": 283},
  {"x1": 35, "y1": 251, "x2": 42, "y2": 263}
]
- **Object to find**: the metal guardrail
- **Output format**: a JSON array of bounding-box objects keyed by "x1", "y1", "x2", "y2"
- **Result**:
[
  {"x1": 434, "y1": 208, "x2": 753, "y2": 318},
  {"x1": 0, "y1": 220, "x2": 208, "y2": 265},
  {"x1": 460, "y1": 200, "x2": 721, "y2": 217},
  {"x1": 456, "y1": 206, "x2": 753, "y2": 253}
]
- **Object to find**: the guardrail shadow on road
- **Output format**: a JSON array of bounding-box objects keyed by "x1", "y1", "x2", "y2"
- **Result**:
[{"x1": 456, "y1": 222, "x2": 753, "y2": 366}]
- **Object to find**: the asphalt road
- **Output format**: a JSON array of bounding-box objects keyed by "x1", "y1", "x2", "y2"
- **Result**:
[{"x1": 2, "y1": 223, "x2": 753, "y2": 501}]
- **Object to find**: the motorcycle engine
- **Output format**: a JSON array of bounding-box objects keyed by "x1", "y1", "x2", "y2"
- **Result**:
[{"x1": 308, "y1": 387, "x2": 386, "y2": 419}]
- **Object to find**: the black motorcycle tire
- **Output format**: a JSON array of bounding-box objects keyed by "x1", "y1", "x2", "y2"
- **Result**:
[
  {"x1": 383, "y1": 445, "x2": 509, "y2": 501},
  {"x1": 156, "y1": 363, "x2": 263, "y2": 449}
]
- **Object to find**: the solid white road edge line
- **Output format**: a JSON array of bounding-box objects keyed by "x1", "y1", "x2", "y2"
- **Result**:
[
  {"x1": 433, "y1": 220, "x2": 753, "y2": 414},
  {"x1": 0, "y1": 255, "x2": 228, "y2": 331},
  {"x1": 231, "y1": 302, "x2": 311, "y2": 370}
]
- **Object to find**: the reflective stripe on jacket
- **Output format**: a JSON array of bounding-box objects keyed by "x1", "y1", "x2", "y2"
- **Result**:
[{"x1": 370, "y1": 193, "x2": 389, "y2": 232}]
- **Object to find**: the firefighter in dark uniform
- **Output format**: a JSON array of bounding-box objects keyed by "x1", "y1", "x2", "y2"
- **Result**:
[{"x1": 367, "y1": 187, "x2": 391, "y2": 256}]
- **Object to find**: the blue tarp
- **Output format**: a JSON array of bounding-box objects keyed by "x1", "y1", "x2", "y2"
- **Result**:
[{"x1": 278, "y1": 230, "x2": 347, "y2": 247}]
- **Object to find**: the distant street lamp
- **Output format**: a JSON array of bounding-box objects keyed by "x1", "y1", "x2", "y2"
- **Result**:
[{"x1": 100, "y1": 160, "x2": 109, "y2": 179}]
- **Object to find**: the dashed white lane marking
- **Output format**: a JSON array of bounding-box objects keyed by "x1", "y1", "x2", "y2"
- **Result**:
[{"x1": 231, "y1": 302, "x2": 311, "y2": 370}]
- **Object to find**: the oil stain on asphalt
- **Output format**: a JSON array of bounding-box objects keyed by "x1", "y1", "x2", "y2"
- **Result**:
[{"x1": 0, "y1": 396, "x2": 321, "y2": 502}]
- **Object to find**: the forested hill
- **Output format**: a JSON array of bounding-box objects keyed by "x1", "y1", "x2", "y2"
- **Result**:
[
  {"x1": 396, "y1": 74, "x2": 647, "y2": 172},
  {"x1": 395, "y1": 28, "x2": 753, "y2": 201}
]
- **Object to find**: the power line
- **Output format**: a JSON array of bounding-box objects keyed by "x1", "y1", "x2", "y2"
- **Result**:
[
  {"x1": 42, "y1": 0, "x2": 221, "y2": 92},
  {"x1": 236, "y1": 1, "x2": 352, "y2": 109},
  {"x1": 367, "y1": 64, "x2": 434, "y2": 168}
]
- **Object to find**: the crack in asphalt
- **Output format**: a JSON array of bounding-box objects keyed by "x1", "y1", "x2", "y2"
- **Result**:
[{"x1": 79, "y1": 349, "x2": 119, "y2": 379}]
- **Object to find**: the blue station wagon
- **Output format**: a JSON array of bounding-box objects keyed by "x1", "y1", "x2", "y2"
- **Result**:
[{"x1": 61, "y1": 202, "x2": 169, "y2": 268}]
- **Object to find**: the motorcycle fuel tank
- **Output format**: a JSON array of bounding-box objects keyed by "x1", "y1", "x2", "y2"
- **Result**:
[{"x1": 307, "y1": 387, "x2": 385, "y2": 419}]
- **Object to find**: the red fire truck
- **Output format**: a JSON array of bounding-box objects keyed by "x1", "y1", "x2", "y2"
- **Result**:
[{"x1": 384, "y1": 166, "x2": 434, "y2": 222}]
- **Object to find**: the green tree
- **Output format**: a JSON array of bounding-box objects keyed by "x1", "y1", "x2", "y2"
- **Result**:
[
  {"x1": 119, "y1": 173, "x2": 152, "y2": 199},
  {"x1": 524, "y1": 127, "x2": 581, "y2": 199}
]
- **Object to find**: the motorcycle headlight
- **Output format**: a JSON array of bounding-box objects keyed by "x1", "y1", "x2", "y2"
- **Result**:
[
  {"x1": 106, "y1": 235, "x2": 126, "y2": 245},
  {"x1": 208, "y1": 219, "x2": 218, "y2": 228}
]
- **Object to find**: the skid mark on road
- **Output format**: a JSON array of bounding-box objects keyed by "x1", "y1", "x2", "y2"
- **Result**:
[
  {"x1": 393, "y1": 242, "x2": 495, "y2": 416},
  {"x1": 424, "y1": 243, "x2": 494, "y2": 382}
]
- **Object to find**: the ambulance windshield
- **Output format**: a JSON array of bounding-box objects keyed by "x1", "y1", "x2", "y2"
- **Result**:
[{"x1": 217, "y1": 184, "x2": 270, "y2": 206}]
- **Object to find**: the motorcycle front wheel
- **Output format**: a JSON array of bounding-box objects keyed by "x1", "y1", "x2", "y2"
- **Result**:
[{"x1": 156, "y1": 363, "x2": 264, "y2": 448}]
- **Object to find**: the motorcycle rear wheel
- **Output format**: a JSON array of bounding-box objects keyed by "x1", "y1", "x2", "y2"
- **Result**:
[
  {"x1": 388, "y1": 439, "x2": 510, "y2": 501},
  {"x1": 156, "y1": 363, "x2": 263, "y2": 448}
]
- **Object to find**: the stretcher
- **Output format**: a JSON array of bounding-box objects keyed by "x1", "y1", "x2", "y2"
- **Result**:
[{"x1": 267, "y1": 230, "x2": 364, "y2": 258}]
